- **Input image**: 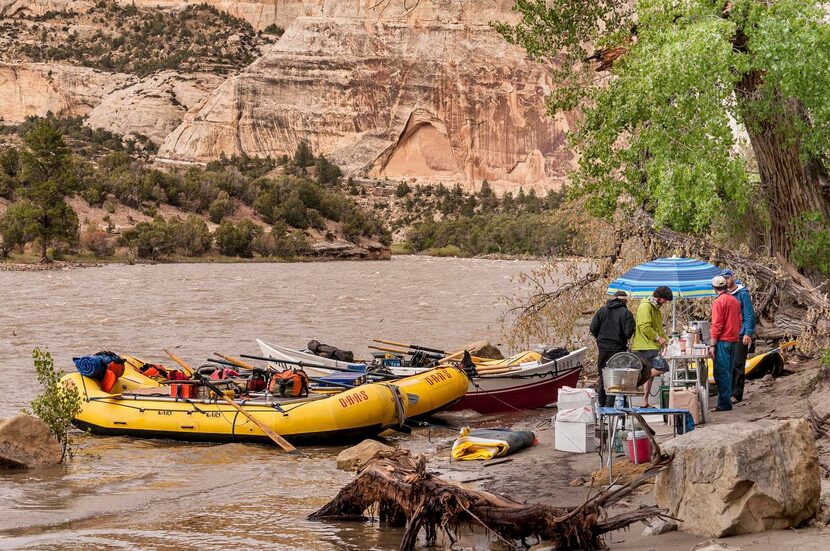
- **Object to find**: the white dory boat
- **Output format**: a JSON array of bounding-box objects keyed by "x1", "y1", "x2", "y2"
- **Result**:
[{"x1": 256, "y1": 338, "x2": 587, "y2": 413}]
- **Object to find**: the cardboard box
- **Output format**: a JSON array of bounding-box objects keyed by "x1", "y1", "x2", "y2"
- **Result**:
[
  {"x1": 554, "y1": 419, "x2": 596, "y2": 453},
  {"x1": 669, "y1": 387, "x2": 701, "y2": 424},
  {"x1": 557, "y1": 386, "x2": 595, "y2": 411}
]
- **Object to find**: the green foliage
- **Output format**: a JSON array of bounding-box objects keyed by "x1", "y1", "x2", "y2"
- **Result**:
[
  {"x1": 12, "y1": 120, "x2": 79, "y2": 258},
  {"x1": 293, "y1": 141, "x2": 315, "y2": 169},
  {"x1": 119, "y1": 216, "x2": 177, "y2": 259},
  {"x1": 29, "y1": 348, "x2": 82, "y2": 462},
  {"x1": 315, "y1": 155, "x2": 342, "y2": 185},
  {"x1": 0, "y1": 201, "x2": 40, "y2": 256},
  {"x1": 262, "y1": 24, "x2": 285, "y2": 36},
  {"x1": 395, "y1": 182, "x2": 411, "y2": 198},
  {"x1": 12, "y1": 3, "x2": 264, "y2": 76},
  {"x1": 208, "y1": 191, "x2": 234, "y2": 223},
  {"x1": 406, "y1": 213, "x2": 575, "y2": 257},
  {"x1": 119, "y1": 215, "x2": 212, "y2": 258},
  {"x1": 214, "y1": 219, "x2": 263, "y2": 258},
  {"x1": 792, "y1": 212, "x2": 830, "y2": 275},
  {"x1": 496, "y1": 0, "x2": 830, "y2": 246}
]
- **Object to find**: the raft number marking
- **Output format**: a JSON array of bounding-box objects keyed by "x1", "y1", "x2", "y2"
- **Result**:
[
  {"x1": 158, "y1": 410, "x2": 172, "y2": 416},
  {"x1": 339, "y1": 390, "x2": 370, "y2": 408},
  {"x1": 206, "y1": 412, "x2": 221, "y2": 418},
  {"x1": 425, "y1": 371, "x2": 452, "y2": 386}
]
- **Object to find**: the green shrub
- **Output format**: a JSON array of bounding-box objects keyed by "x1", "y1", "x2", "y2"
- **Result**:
[
  {"x1": 395, "y1": 182, "x2": 411, "y2": 198},
  {"x1": 208, "y1": 191, "x2": 234, "y2": 223},
  {"x1": 793, "y1": 212, "x2": 830, "y2": 275},
  {"x1": 214, "y1": 219, "x2": 262, "y2": 258},
  {"x1": 29, "y1": 348, "x2": 82, "y2": 461}
]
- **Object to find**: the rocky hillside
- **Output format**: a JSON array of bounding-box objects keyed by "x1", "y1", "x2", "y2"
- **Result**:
[{"x1": 0, "y1": 0, "x2": 574, "y2": 193}]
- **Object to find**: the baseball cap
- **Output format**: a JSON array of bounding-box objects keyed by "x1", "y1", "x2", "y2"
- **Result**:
[
  {"x1": 712, "y1": 275, "x2": 727, "y2": 288},
  {"x1": 721, "y1": 269, "x2": 734, "y2": 277},
  {"x1": 613, "y1": 290, "x2": 630, "y2": 299}
]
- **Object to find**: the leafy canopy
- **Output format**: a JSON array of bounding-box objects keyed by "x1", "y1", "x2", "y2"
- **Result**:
[{"x1": 496, "y1": 0, "x2": 830, "y2": 234}]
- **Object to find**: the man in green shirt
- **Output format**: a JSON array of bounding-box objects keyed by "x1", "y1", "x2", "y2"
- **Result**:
[{"x1": 632, "y1": 286, "x2": 673, "y2": 406}]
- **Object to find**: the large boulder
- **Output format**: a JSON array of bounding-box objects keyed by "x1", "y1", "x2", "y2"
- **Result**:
[
  {"x1": 655, "y1": 419, "x2": 820, "y2": 537},
  {"x1": 0, "y1": 414, "x2": 63, "y2": 469},
  {"x1": 336, "y1": 439, "x2": 393, "y2": 471}
]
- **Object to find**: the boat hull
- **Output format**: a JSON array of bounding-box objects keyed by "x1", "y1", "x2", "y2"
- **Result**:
[{"x1": 450, "y1": 367, "x2": 582, "y2": 413}]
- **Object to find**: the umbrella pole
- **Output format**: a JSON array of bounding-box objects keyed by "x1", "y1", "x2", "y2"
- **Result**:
[{"x1": 672, "y1": 299, "x2": 677, "y2": 333}]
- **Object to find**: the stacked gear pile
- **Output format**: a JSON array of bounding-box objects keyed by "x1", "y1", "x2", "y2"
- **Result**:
[{"x1": 73, "y1": 352, "x2": 126, "y2": 392}]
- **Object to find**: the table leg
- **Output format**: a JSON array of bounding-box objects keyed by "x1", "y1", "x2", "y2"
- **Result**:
[{"x1": 608, "y1": 415, "x2": 616, "y2": 484}]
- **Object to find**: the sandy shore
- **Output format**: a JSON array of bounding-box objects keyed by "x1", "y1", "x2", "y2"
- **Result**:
[{"x1": 410, "y1": 355, "x2": 830, "y2": 550}]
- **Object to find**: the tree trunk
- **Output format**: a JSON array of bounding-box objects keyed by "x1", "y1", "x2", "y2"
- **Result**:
[{"x1": 736, "y1": 70, "x2": 830, "y2": 259}]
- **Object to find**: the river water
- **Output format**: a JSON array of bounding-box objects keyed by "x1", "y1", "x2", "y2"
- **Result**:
[{"x1": 0, "y1": 257, "x2": 539, "y2": 550}]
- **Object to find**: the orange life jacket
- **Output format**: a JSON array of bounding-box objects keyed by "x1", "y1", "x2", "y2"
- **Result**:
[{"x1": 268, "y1": 369, "x2": 309, "y2": 397}]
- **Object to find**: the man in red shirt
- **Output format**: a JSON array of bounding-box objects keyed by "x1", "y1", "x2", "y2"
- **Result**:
[{"x1": 709, "y1": 275, "x2": 743, "y2": 412}]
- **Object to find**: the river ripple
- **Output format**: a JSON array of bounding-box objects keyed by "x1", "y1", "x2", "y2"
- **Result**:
[{"x1": 0, "y1": 257, "x2": 538, "y2": 549}]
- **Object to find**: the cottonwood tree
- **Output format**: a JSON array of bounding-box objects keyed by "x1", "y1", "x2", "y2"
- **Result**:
[{"x1": 495, "y1": 0, "x2": 830, "y2": 261}]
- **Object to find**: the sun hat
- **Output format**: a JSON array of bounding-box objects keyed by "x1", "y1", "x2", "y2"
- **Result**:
[
  {"x1": 712, "y1": 275, "x2": 727, "y2": 289},
  {"x1": 721, "y1": 269, "x2": 734, "y2": 277}
]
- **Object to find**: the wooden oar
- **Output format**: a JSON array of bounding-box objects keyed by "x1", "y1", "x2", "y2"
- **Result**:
[
  {"x1": 162, "y1": 348, "x2": 194, "y2": 376},
  {"x1": 164, "y1": 349, "x2": 298, "y2": 454},
  {"x1": 240, "y1": 353, "x2": 401, "y2": 380},
  {"x1": 372, "y1": 339, "x2": 446, "y2": 355},
  {"x1": 214, "y1": 352, "x2": 255, "y2": 370}
]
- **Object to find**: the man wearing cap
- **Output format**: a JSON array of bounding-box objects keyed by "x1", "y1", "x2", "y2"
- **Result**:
[
  {"x1": 722, "y1": 270, "x2": 755, "y2": 403},
  {"x1": 709, "y1": 275, "x2": 743, "y2": 412},
  {"x1": 631, "y1": 286, "x2": 674, "y2": 406},
  {"x1": 590, "y1": 290, "x2": 636, "y2": 406}
]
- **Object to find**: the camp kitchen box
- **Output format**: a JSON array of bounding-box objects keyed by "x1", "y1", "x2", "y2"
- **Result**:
[
  {"x1": 554, "y1": 419, "x2": 596, "y2": 453},
  {"x1": 555, "y1": 387, "x2": 596, "y2": 453}
]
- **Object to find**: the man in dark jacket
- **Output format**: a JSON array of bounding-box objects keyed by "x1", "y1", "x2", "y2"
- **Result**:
[
  {"x1": 590, "y1": 290, "x2": 636, "y2": 406},
  {"x1": 722, "y1": 269, "x2": 756, "y2": 403}
]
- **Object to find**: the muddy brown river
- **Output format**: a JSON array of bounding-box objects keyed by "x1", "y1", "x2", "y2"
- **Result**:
[{"x1": 0, "y1": 257, "x2": 539, "y2": 549}]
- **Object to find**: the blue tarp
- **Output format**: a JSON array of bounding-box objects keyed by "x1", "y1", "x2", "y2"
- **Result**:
[{"x1": 73, "y1": 353, "x2": 120, "y2": 379}]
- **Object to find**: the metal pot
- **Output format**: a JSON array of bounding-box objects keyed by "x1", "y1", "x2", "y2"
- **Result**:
[{"x1": 602, "y1": 368, "x2": 641, "y2": 392}]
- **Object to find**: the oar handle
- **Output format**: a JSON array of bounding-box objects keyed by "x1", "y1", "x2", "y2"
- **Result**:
[
  {"x1": 163, "y1": 348, "x2": 194, "y2": 376},
  {"x1": 373, "y1": 339, "x2": 446, "y2": 355}
]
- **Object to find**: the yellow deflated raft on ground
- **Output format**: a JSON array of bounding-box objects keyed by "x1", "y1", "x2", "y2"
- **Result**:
[{"x1": 62, "y1": 364, "x2": 467, "y2": 446}]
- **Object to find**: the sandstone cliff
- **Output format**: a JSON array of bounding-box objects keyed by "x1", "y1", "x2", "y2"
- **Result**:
[
  {"x1": 157, "y1": 0, "x2": 575, "y2": 191},
  {"x1": 0, "y1": 62, "x2": 132, "y2": 123},
  {"x1": 86, "y1": 71, "x2": 225, "y2": 144}
]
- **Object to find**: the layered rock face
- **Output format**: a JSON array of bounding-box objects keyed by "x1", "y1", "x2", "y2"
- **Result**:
[
  {"x1": 0, "y1": 62, "x2": 132, "y2": 123},
  {"x1": 158, "y1": 0, "x2": 574, "y2": 191},
  {"x1": 655, "y1": 419, "x2": 820, "y2": 537},
  {"x1": 86, "y1": 71, "x2": 225, "y2": 144}
]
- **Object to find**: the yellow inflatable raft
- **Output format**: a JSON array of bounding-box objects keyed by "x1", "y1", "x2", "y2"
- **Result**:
[
  {"x1": 64, "y1": 370, "x2": 406, "y2": 446},
  {"x1": 63, "y1": 364, "x2": 467, "y2": 445},
  {"x1": 393, "y1": 365, "x2": 468, "y2": 418},
  {"x1": 706, "y1": 342, "x2": 794, "y2": 384}
]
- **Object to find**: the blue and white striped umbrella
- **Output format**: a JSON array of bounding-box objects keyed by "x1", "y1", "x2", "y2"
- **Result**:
[{"x1": 607, "y1": 257, "x2": 721, "y2": 299}]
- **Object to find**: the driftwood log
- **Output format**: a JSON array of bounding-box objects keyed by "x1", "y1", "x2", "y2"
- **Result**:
[{"x1": 310, "y1": 449, "x2": 672, "y2": 550}]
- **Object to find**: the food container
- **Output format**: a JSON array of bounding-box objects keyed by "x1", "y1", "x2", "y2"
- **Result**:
[{"x1": 602, "y1": 368, "x2": 641, "y2": 393}]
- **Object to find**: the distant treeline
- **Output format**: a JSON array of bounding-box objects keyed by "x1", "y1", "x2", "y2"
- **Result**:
[{"x1": 0, "y1": 117, "x2": 389, "y2": 261}]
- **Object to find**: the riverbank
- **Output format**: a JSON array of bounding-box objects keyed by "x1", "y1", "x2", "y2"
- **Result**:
[{"x1": 407, "y1": 355, "x2": 830, "y2": 549}]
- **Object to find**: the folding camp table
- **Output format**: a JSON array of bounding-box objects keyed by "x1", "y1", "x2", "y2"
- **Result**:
[{"x1": 597, "y1": 406, "x2": 693, "y2": 484}]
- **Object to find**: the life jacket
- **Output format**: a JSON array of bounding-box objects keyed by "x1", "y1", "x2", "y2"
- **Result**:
[
  {"x1": 101, "y1": 361, "x2": 126, "y2": 393},
  {"x1": 209, "y1": 367, "x2": 240, "y2": 380},
  {"x1": 139, "y1": 363, "x2": 172, "y2": 380},
  {"x1": 268, "y1": 369, "x2": 309, "y2": 397}
]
